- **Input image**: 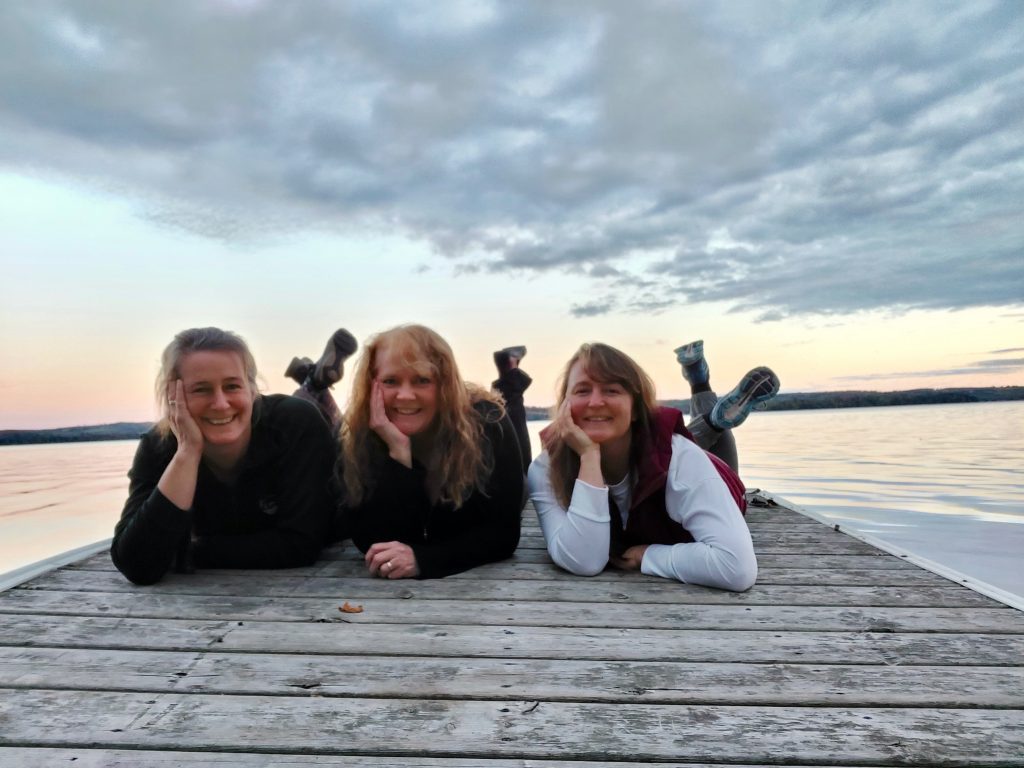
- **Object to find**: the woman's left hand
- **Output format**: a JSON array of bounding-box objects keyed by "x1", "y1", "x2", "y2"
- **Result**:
[
  {"x1": 366, "y1": 541, "x2": 420, "y2": 579},
  {"x1": 610, "y1": 544, "x2": 649, "y2": 571}
]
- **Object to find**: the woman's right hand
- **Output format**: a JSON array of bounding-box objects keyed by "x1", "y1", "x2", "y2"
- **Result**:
[
  {"x1": 157, "y1": 379, "x2": 202, "y2": 511},
  {"x1": 541, "y1": 398, "x2": 598, "y2": 458},
  {"x1": 369, "y1": 380, "x2": 412, "y2": 467},
  {"x1": 542, "y1": 398, "x2": 604, "y2": 488}
]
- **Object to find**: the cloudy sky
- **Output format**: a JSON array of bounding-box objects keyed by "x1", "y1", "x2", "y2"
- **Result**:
[{"x1": 1, "y1": 0, "x2": 1022, "y2": 429}]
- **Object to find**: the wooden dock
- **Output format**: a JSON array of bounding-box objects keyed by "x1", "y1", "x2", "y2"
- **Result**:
[{"x1": 1, "y1": 496, "x2": 1023, "y2": 766}]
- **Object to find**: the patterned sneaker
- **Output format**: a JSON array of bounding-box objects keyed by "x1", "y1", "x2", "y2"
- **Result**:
[
  {"x1": 710, "y1": 366, "x2": 780, "y2": 429},
  {"x1": 310, "y1": 329, "x2": 358, "y2": 390},
  {"x1": 674, "y1": 340, "x2": 709, "y2": 387}
]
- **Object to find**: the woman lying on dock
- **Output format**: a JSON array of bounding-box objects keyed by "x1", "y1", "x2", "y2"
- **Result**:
[
  {"x1": 341, "y1": 325, "x2": 524, "y2": 580},
  {"x1": 528, "y1": 342, "x2": 778, "y2": 591},
  {"x1": 111, "y1": 327, "x2": 339, "y2": 585}
]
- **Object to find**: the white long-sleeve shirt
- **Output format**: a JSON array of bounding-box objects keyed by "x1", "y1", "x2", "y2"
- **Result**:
[{"x1": 527, "y1": 435, "x2": 757, "y2": 591}]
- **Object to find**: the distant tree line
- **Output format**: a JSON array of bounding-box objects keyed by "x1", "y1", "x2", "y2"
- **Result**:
[
  {"x1": 0, "y1": 422, "x2": 152, "y2": 446},
  {"x1": 3, "y1": 387, "x2": 1022, "y2": 442},
  {"x1": 527, "y1": 385, "x2": 1024, "y2": 420},
  {"x1": 663, "y1": 385, "x2": 1024, "y2": 416}
]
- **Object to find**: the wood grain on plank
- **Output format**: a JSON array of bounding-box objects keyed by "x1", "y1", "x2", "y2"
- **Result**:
[
  {"x1": 3, "y1": 615, "x2": 1023, "y2": 665},
  {"x1": 3, "y1": 647, "x2": 1022, "y2": 707},
  {"x1": 2, "y1": 690, "x2": 1021, "y2": 763}
]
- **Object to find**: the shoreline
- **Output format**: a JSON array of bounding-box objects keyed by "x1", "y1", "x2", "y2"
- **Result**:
[{"x1": 4, "y1": 385, "x2": 1023, "y2": 444}]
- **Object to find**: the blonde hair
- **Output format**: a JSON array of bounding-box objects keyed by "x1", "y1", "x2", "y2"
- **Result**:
[
  {"x1": 547, "y1": 343, "x2": 658, "y2": 508},
  {"x1": 342, "y1": 325, "x2": 504, "y2": 507},
  {"x1": 154, "y1": 327, "x2": 260, "y2": 438}
]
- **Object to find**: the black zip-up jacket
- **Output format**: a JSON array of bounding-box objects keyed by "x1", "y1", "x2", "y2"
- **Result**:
[{"x1": 111, "y1": 395, "x2": 336, "y2": 585}]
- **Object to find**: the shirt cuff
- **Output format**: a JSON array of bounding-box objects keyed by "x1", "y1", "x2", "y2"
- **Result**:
[
  {"x1": 640, "y1": 543, "x2": 676, "y2": 580},
  {"x1": 569, "y1": 479, "x2": 612, "y2": 522}
]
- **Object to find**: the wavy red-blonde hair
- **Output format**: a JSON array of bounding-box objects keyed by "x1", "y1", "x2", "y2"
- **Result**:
[{"x1": 341, "y1": 325, "x2": 503, "y2": 507}]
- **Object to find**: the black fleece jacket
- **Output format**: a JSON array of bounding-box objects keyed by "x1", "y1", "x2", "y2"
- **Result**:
[{"x1": 111, "y1": 395, "x2": 336, "y2": 585}]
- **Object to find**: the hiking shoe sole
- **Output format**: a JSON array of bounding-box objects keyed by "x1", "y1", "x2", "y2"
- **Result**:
[{"x1": 712, "y1": 366, "x2": 780, "y2": 429}]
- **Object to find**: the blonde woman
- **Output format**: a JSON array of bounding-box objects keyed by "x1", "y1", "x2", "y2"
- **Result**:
[
  {"x1": 112, "y1": 327, "x2": 336, "y2": 585},
  {"x1": 341, "y1": 325, "x2": 524, "y2": 579}
]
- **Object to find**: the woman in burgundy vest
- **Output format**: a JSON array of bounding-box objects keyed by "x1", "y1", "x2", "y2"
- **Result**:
[{"x1": 527, "y1": 343, "x2": 758, "y2": 591}]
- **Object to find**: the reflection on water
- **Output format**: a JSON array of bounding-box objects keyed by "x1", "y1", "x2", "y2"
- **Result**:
[
  {"x1": 2, "y1": 402, "x2": 1022, "y2": 599},
  {"x1": 0, "y1": 440, "x2": 137, "y2": 574},
  {"x1": 528, "y1": 401, "x2": 1024, "y2": 600}
]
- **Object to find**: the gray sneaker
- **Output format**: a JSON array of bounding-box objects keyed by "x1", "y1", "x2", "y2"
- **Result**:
[
  {"x1": 674, "y1": 339, "x2": 709, "y2": 387},
  {"x1": 711, "y1": 367, "x2": 780, "y2": 429},
  {"x1": 674, "y1": 339, "x2": 704, "y2": 365}
]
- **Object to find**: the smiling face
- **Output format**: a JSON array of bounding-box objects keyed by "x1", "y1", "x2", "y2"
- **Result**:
[
  {"x1": 375, "y1": 345, "x2": 439, "y2": 438},
  {"x1": 565, "y1": 360, "x2": 634, "y2": 451},
  {"x1": 178, "y1": 350, "x2": 255, "y2": 449}
]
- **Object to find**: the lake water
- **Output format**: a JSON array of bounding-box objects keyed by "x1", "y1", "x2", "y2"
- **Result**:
[
  {"x1": 0, "y1": 440, "x2": 137, "y2": 576},
  {"x1": 2, "y1": 401, "x2": 1022, "y2": 601}
]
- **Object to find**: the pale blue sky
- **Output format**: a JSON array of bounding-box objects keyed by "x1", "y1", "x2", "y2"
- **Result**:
[{"x1": 2, "y1": 1, "x2": 1022, "y2": 429}]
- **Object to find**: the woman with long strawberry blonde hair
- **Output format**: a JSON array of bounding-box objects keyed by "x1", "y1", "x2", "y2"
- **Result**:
[{"x1": 341, "y1": 325, "x2": 524, "y2": 579}]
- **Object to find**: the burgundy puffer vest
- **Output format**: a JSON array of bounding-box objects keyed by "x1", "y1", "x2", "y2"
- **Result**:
[{"x1": 610, "y1": 407, "x2": 746, "y2": 552}]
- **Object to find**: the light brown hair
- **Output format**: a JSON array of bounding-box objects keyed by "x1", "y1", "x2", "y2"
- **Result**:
[{"x1": 547, "y1": 343, "x2": 658, "y2": 507}]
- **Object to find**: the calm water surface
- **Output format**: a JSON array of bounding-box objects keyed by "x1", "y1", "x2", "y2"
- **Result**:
[
  {"x1": 0, "y1": 440, "x2": 137, "y2": 574},
  {"x1": 2, "y1": 402, "x2": 1022, "y2": 599}
]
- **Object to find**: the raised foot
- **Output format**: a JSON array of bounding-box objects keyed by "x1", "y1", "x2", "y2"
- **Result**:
[
  {"x1": 711, "y1": 366, "x2": 780, "y2": 429},
  {"x1": 673, "y1": 339, "x2": 704, "y2": 365},
  {"x1": 310, "y1": 328, "x2": 358, "y2": 390}
]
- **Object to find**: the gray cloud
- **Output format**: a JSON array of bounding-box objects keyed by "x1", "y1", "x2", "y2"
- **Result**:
[
  {"x1": 837, "y1": 358, "x2": 1024, "y2": 381},
  {"x1": 1, "y1": 1, "x2": 1022, "y2": 318},
  {"x1": 570, "y1": 297, "x2": 617, "y2": 318},
  {"x1": 978, "y1": 357, "x2": 1024, "y2": 368}
]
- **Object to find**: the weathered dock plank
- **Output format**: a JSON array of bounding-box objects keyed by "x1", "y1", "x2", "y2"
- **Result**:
[
  {"x1": 15, "y1": 570, "x2": 999, "y2": 607},
  {"x1": 2, "y1": 689, "x2": 1023, "y2": 764},
  {"x1": 0, "y1": 750, "x2": 899, "y2": 768},
  {"x1": 68, "y1": 550, "x2": 924, "y2": 572},
  {"x1": 0, "y1": 497, "x2": 1021, "y2": 766},
  {"x1": 1, "y1": 590, "x2": 1019, "y2": 631},
  {"x1": 3, "y1": 615, "x2": 1023, "y2": 664},
  {"x1": 3, "y1": 647, "x2": 1023, "y2": 707}
]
